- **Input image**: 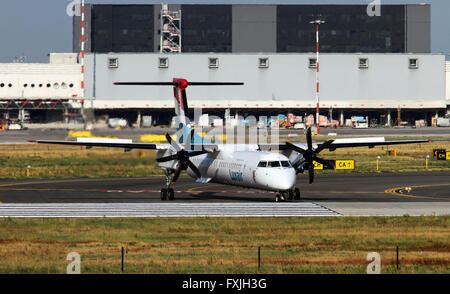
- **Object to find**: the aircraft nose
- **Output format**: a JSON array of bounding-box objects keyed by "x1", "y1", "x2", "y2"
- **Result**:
[
  {"x1": 271, "y1": 168, "x2": 296, "y2": 191},
  {"x1": 280, "y1": 168, "x2": 296, "y2": 190},
  {"x1": 255, "y1": 167, "x2": 296, "y2": 191}
]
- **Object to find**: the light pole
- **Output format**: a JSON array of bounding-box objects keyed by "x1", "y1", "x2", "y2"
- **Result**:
[{"x1": 310, "y1": 18, "x2": 325, "y2": 135}]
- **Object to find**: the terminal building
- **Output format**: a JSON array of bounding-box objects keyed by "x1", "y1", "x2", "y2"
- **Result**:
[{"x1": 0, "y1": 3, "x2": 448, "y2": 127}]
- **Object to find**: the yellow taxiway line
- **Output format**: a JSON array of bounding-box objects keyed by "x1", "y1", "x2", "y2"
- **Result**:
[{"x1": 385, "y1": 184, "x2": 450, "y2": 201}]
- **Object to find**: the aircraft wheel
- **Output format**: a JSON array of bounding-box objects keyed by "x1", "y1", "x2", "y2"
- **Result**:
[
  {"x1": 160, "y1": 188, "x2": 168, "y2": 201},
  {"x1": 287, "y1": 189, "x2": 294, "y2": 201},
  {"x1": 294, "y1": 187, "x2": 301, "y2": 200},
  {"x1": 168, "y1": 188, "x2": 175, "y2": 201}
]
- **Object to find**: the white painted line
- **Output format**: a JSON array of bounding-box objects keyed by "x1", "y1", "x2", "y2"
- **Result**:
[{"x1": 0, "y1": 203, "x2": 341, "y2": 218}]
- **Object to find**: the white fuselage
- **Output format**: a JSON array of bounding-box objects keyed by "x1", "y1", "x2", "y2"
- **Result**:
[{"x1": 183, "y1": 149, "x2": 296, "y2": 192}]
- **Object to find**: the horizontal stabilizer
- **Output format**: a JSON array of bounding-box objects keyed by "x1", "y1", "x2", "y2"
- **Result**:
[{"x1": 114, "y1": 82, "x2": 244, "y2": 87}]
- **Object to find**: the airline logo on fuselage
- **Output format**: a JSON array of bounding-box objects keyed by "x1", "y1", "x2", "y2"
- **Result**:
[{"x1": 229, "y1": 170, "x2": 243, "y2": 182}]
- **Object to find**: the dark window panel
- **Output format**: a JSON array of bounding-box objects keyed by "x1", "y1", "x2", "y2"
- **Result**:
[
  {"x1": 91, "y1": 5, "x2": 154, "y2": 53},
  {"x1": 181, "y1": 5, "x2": 232, "y2": 52},
  {"x1": 277, "y1": 5, "x2": 405, "y2": 53}
]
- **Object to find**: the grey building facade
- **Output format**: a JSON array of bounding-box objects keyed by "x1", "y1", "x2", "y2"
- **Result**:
[
  {"x1": 74, "y1": 4, "x2": 431, "y2": 54},
  {"x1": 82, "y1": 52, "x2": 446, "y2": 126}
]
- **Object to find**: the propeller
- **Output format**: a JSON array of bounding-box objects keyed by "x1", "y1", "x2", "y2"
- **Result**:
[
  {"x1": 286, "y1": 127, "x2": 334, "y2": 184},
  {"x1": 156, "y1": 132, "x2": 208, "y2": 183}
]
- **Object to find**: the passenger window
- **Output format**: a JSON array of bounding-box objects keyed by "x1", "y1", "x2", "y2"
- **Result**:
[
  {"x1": 281, "y1": 161, "x2": 291, "y2": 168},
  {"x1": 257, "y1": 161, "x2": 267, "y2": 167},
  {"x1": 269, "y1": 161, "x2": 280, "y2": 168}
]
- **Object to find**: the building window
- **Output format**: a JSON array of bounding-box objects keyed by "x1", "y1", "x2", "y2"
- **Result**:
[
  {"x1": 208, "y1": 57, "x2": 219, "y2": 68},
  {"x1": 258, "y1": 57, "x2": 269, "y2": 68},
  {"x1": 409, "y1": 58, "x2": 418, "y2": 69},
  {"x1": 308, "y1": 58, "x2": 317, "y2": 68},
  {"x1": 359, "y1": 58, "x2": 369, "y2": 69},
  {"x1": 159, "y1": 57, "x2": 169, "y2": 68},
  {"x1": 108, "y1": 57, "x2": 119, "y2": 69}
]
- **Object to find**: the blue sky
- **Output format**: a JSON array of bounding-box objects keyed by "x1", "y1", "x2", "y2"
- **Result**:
[{"x1": 0, "y1": 0, "x2": 448, "y2": 63}]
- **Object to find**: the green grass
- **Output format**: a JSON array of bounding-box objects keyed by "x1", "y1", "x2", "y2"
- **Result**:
[{"x1": 0, "y1": 216, "x2": 448, "y2": 274}]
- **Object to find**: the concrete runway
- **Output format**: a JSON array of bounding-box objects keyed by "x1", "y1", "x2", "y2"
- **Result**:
[{"x1": 0, "y1": 172, "x2": 449, "y2": 216}]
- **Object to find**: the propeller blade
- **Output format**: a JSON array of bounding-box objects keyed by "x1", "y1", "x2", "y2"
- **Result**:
[
  {"x1": 165, "y1": 132, "x2": 182, "y2": 152},
  {"x1": 308, "y1": 164, "x2": 314, "y2": 184},
  {"x1": 187, "y1": 160, "x2": 202, "y2": 179},
  {"x1": 313, "y1": 157, "x2": 335, "y2": 170},
  {"x1": 315, "y1": 140, "x2": 335, "y2": 153},
  {"x1": 285, "y1": 142, "x2": 309, "y2": 157},
  {"x1": 306, "y1": 127, "x2": 313, "y2": 151},
  {"x1": 171, "y1": 165, "x2": 183, "y2": 183},
  {"x1": 156, "y1": 154, "x2": 179, "y2": 163}
]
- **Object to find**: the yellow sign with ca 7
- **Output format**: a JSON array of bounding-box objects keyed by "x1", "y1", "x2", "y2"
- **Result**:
[
  {"x1": 335, "y1": 160, "x2": 355, "y2": 170},
  {"x1": 313, "y1": 161, "x2": 323, "y2": 170}
]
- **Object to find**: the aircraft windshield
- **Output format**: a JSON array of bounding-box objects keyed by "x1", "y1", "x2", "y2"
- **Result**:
[
  {"x1": 281, "y1": 161, "x2": 291, "y2": 167},
  {"x1": 258, "y1": 160, "x2": 291, "y2": 168},
  {"x1": 257, "y1": 161, "x2": 267, "y2": 167},
  {"x1": 268, "y1": 161, "x2": 281, "y2": 167}
]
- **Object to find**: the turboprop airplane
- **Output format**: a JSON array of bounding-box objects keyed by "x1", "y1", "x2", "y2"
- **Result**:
[{"x1": 30, "y1": 78, "x2": 429, "y2": 202}]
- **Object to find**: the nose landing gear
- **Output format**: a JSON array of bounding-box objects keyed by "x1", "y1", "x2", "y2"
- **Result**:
[
  {"x1": 161, "y1": 171, "x2": 176, "y2": 201},
  {"x1": 275, "y1": 187, "x2": 301, "y2": 202},
  {"x1": 160, "y1": 187, "x2": 175, "y2": 201}
]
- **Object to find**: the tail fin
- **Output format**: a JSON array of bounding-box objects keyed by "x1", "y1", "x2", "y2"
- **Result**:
[
  {"x1": 114, "y1": 78, "x2": 243, "y2": 146},
  {"x1": 172, "y1": 78, "x2": 189, "y2": 145}
]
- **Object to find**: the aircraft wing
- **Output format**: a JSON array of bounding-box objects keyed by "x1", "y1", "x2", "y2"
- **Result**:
[
  {"x1": 29, "y1": 139, "x2": 168, "y2": 150},
  {"x1": 316, "y1": 137, "x2": 430, "y2": 150},
  {"x1": 29, "y1": 138, "x2": 219, "y2": 152},
  {"x1": 259, "y1": 137, "x2": 430, "y2": 151}
]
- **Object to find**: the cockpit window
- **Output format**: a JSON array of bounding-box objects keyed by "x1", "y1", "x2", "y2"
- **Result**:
[
  {"x1": 268, "y1": 161, "x2": 280, "y2": 167},
  {"x1": 281, "y1": 161, "x2": 291, "y2": 167},
  {"x1": 257, "y1": 161, "x2": 267, "y2": 167}
]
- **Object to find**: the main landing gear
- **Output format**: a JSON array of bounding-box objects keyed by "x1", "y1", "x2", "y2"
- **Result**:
[{"x1": 275, "y1": 187, "x2": 301, "y2": 202}]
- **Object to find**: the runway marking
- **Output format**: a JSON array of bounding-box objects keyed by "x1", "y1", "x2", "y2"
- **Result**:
[
  {"x1": 186, "y1": 184, "x2": 224, "y2": 195},
  {"x1": 385, "y1": 184, "x2": 450, "y2": 201},
  {"x1": 306, "y1": 191, "x2": 386, "y2": 195},
  {"x1": 0, "y1": 203, "x2": 341, "y2": 217}
]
